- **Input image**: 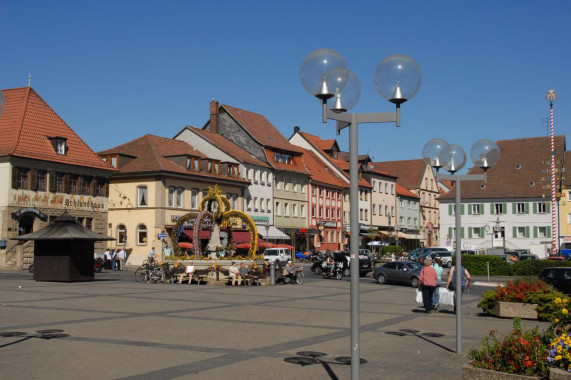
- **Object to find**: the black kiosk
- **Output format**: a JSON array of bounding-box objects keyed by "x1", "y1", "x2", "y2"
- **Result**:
[{"x1": 12, "y1": 212, "x2": 114, "y2": 282}]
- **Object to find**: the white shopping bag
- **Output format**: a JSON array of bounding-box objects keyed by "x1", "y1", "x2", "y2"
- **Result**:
[
  {"x1": 439, "y1": 287, "x2": 455, "y2": 306},
  {"x1": 415, "y1": 288, "x2": 423, "y2": 304}
]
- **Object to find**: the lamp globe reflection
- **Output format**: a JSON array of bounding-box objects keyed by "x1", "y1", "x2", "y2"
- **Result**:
[
  {"x1": 374, "y1": 54, "x2": 422, "y2": 104},
  {"x1": 470, "y1": 139, "x2": 500, "y2": 171},
  {"x1": 422, "y1": 138, "x2": 450, "y2": 171},
  {"x1": 327, "y1": 70, "x2": 361, "y2": 112},
  {"x1": 300, "y1": 49, "x2": 348, "y2": 100},
  {"x1": 442, "y1": 144, "x2": 466, "y2": 174}
]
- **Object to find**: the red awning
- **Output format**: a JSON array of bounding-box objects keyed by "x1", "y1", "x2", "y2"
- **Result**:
[
  {"x1": 182, "y1": 230, "x2": 211, "y2": 240},
  {"x1": 231, "y1": 231, "x2": 254, "y2": 243}
]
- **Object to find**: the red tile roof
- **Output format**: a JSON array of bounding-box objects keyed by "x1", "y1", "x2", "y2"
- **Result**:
[
  {"x1": 299, "y1": 148, "x2": 348, "y2": 189},
  {"x1": 98, "y1": 134, "x2": 249, "y2": 184},
  {"x1": 396, "y1": 183, "x2": 419, "y2": 198},
  {"x1": 264, "y1": 148, "x2": 310, "y2": 175},
  {"x1": 297, "y1": 132, "x2": 371, "y2": 187},
  {"x1": 222, "y1": 105, "x2": 302, "y2": 153},
  {"x1": 439, "y1": 135, "x2": 566, "y2": 200},
  {"x1": 185, "y1": 127, "x2": 270, "y2": 168},
  {"x1": 372, "y1": 159, "x2": 428, "y2": 190},
  {"x1": 0, "y1": 87, "x2": 115, "y2": 171}
]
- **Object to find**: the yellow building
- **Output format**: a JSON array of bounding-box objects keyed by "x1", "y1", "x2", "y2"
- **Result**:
[{"x1": 98, "y1": 134, "x2": 248, "y2": 265}]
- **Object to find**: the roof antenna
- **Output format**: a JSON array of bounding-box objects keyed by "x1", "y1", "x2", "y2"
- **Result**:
[{"x1": 28, "y1": 73, "x2": 32, "y2": 87}]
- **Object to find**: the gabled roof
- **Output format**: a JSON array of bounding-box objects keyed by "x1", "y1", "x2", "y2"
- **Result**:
[
  {"x1": 396, "y1": 183, "x2": 419, "y2": 199},
  {"x1": 221, "y1": 105, "x2": 302, "y2": 153},
  {"x1": 184, "y1": 127, "x2": 270, "y2": 168},
  {"x1": 0, "y1": 87, "x2": 114, "y2": 171},
  {"x1": 363, "y1": 162, "x2": 398, "y2": 179},
  {"x1": 264, "y1": 148, "x2": 310, "y2": 175},
  {"x1": 439, "y1": 135, "x2": 566, "y2": 200},
  {"x1": 98, "y1": 134, "x2": 249, "y2": 184},
  {"x1": 299, "y1": 148, "x2": 348, "y2": 189},
  {"x1": 372, "y1": 159, "x2": 428, "y2": 190},
  {"x1": 296, "y1": 131, "x2": 371, "y2": 187}
]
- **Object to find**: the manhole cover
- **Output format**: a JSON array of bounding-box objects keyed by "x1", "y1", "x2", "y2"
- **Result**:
[{"x1": 335, "y1": 356, "x2": 367, "y2": 365}]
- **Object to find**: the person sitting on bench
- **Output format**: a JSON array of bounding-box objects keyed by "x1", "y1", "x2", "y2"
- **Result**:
[
  {"x1": 238, "y1": 262, "x2": 250, "y2": 286},
  {"x1": 179, "y1": 261, "x2": 195, "y2": 284},
  {"x1": 229, "y1": 262, "x2": 241, "y2": 286}
]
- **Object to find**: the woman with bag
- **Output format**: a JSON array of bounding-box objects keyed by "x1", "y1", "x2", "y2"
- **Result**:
[
  {"x1": 419, "y1": 258, "x2": 438, "y2": 313},
  {"x1": 446, "y1": 258, "x2": 471, "y2": 314},
  {"x1": 432, "y1": 258, "x2": 444, "y2": 310}
]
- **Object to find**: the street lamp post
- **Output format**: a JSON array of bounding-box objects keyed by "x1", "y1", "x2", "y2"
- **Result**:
[
  {"x1": 301, "y1": 48, "x2": 421, "y2": 379},
  {"x1": 423, "y1": 138, "x2": 500, "y2": 354}
]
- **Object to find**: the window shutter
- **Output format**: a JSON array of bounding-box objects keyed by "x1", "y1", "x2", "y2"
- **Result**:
[
  {"x1": 525, "y1": 203, "x2": 529, "y2": 214},
  {"x1": 490, "y1": 204, "x2": 495, "y2": 214},
  {"x1": 533, "y1": 202, "x2": 537, "y2": 214},
  {"x1": 90, "y1": 178, "x2": 96, "y2": 196},
  {"x1": 29, "y1": 169, "x2": 37, "y2": 190},
  {"x1": 63, "y1": 174, "x2": 70, "y2": 193},
  {"x1": 513, "y1": 226, "x2": 517, "y2": 238},
  {"x1": 448, "y1": 205, "x2": 453, "y2": 215},
  {"x1": 546, "y1": 202, "x2": 551, "y2": 212},
  {"x1": 77, "y1": 177, "x2": 84, "y2": 194},
  {"x1": 105, "y1": 181, "x2": 109, "y2": 197},
  {"x1": 11, "y1": 167, "x2": 19, "y2": 189},
  {"x1": 461, "y1": 204, "x2": 465, "y2": 215},
  {"x1": 547, "y1": 226, "x2": 552, "y2": 238},
  {"x1": 512, "y1": 203, "x2": 516, "y2": 214},
  {"x1": 461, "y1": 227, "x2": 464, "y2": 239},
  {"x1": 525, "y1": 226, "x2": 530, "y2": 238},
  {"x1": 468, "y1": 205, "x2": 472, "y2": 215},
  {"x1": 468, "y1": 228, "x2": 472, "y2": 238},
  {"x1": 449, "y1": 227, "x2": 452, "y2": 238},
  {"x1": 49, "y1": 172, "x2": 56, "y2": 192},
  {"x1": 480, "y1": 203, "x2": 485, "y2": 215},
  {"x1": 533, "y1": 227, "x2": 538, "y2": 238},
  {"x1": 480, "y1": 228, "x2": 485, "y2": 238},
  {"x1": 503, "y1": 203, "x2": 507, "y2": 214}
]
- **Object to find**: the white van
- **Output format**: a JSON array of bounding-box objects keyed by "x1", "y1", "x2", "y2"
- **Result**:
[{"x1": 263, "y1": 248, "x2": 290, "y2": 265}]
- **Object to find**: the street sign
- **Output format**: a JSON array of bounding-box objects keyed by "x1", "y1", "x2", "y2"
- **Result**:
[{"x1": 157, "y1": 233, "x2": 167, "y2": 239}]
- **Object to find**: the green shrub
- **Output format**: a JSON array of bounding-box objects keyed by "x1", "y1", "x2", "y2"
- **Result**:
[
  {"x1": 511, "y1": 259, "x2": 571, "y2": 276},
  {"x1": 380, "y1": 245, "x2": 402, "y2": 254},
  {"x1": 458, "y1": 255, "x2": 513, "y2": 276}
]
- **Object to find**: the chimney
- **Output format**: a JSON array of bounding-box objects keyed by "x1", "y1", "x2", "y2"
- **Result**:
[
  {"x1": 294, "y1": 125, "x2": 300, "y2": 134},
  {"x1": 210, "y1": 100, "x2": 220, "y2": 134}
]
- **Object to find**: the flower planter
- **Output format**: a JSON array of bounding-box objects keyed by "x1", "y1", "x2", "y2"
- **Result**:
[
  {"x1": 550, "y1": 368, "x2": 571, "y2": 380},
  {"x1": 492, "y1": 301, "x2": 538, "y2": 320},
  {"x1": 462, "y1": 365, "x2": 542, "y2": 380}
]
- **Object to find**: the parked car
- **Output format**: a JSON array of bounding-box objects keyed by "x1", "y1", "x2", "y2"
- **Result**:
[
  {"x1": 415, "y1": 248, "x2": 450, "y2": 264},
  {"x1": 263, "y1": 248, "x2": 290, "y2": 265},
  {"x1": 539, "y1": 267, "x2": 571, "y2": 294},
  {"x1": 372, "y1": 261, "x2": 423, "y2": 287},
  {"x1": 311, "y1": 251, "x2": 372, "y2": 277},
  {"x1": 519, "y1": 254, "x2": 539, "y2": 261}
]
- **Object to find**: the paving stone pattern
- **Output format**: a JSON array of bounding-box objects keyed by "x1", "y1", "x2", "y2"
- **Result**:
[{"x1": 0, "y1": 268, "x2": 549, "y2": 380}]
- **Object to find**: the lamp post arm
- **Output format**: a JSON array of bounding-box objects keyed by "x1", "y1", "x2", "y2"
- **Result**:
[{"x1": 324, "y1": 104, "x2": 398, "y2": 127}]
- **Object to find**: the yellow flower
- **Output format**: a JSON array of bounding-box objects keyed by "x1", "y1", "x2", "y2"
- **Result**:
[
  {"x1": 563, "y1": 308, "x2": 569, "y2": 315},
  {"x1": 555, "y1": 319, "x2": 560, "y2": 323},
  {"x1": 557, "y1": 345, "x2": 563, "y2": 353},
  {"x1": 556, "y1": 355, "x2": 562, "y2": 361},
  {"x1": 556, "y1": 298, "x2": 562, "y2": 305}
]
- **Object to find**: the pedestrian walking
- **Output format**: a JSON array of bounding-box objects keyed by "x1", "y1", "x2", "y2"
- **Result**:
[{"x1": 419, "y1": 258, "x2": 437, "y2": 313}]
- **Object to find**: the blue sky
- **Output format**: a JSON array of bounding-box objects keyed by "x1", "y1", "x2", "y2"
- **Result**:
[{"x1": 1, "y1": 1, "x2": 570, "y2": 167}]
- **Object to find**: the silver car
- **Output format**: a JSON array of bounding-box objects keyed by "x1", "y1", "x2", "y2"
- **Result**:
[{"x1": 372, "y1": 261, "x2": 423, "y2": 287}]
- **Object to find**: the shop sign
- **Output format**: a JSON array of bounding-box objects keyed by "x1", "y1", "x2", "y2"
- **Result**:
[
  {"x1": 317, "y1": 221, "x2": 337, "y2": 228},
  {"x1": 11, "y1": 207, "x2": 48, "y2": 221}
]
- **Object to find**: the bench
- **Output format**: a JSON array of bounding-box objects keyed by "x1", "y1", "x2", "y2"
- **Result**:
[{"x1": 172, "y1": 269, "x2": 210, "y2": 285}]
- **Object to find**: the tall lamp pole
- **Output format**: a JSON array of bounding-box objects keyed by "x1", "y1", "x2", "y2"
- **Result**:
[
  {"x1": 547, "y1": 89, "x2": 558, "y2": 255},
  {"x1": 300, "y1": 48, "x2": 421, "y2": 379},
  {"x1": 422, "y1": 138, "x2": 500, "y2": 354}
]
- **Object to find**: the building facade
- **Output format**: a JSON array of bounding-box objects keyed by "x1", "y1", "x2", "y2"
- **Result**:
[{"x1": 0, "y1": 87, "x2": 114, "y2": 270}]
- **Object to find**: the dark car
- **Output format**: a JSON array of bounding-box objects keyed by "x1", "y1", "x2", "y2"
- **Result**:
[
  {"x1": 519, "y1": 254, "x2": 539, "y2": 261},
  {"x1": 372, "y1": 261, "x2": 423, "y2": 287},
  {"x1": 539, "y1": 267, "x2": 571, "y2": 294},
  {"x1": 311, "y1": 251, "x2": 372, "y2": 277}
]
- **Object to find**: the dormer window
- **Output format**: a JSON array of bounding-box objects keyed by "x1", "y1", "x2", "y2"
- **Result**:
[
  {"x1": 187, "y1": 156, "x2": 200, "y2": 172},
  {"x1": 48, "y1": 136, "x2": 68, "y2": 155}
]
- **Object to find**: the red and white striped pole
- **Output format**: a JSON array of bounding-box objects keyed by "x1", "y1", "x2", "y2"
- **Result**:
[{"x1": 547, "y1": 89, "x2": 558, "y2": 256}]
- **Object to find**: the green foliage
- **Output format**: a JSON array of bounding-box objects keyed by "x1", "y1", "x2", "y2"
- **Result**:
[
  {"x1": 380, "y1": 245, "x2": 402, "y2": 254},
  {"x1": 459, "y1": 255, "x2": 571, "y2": 276},
  {"x1": 468, "y1": 317, "x2": 550, "y2": 377}
]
